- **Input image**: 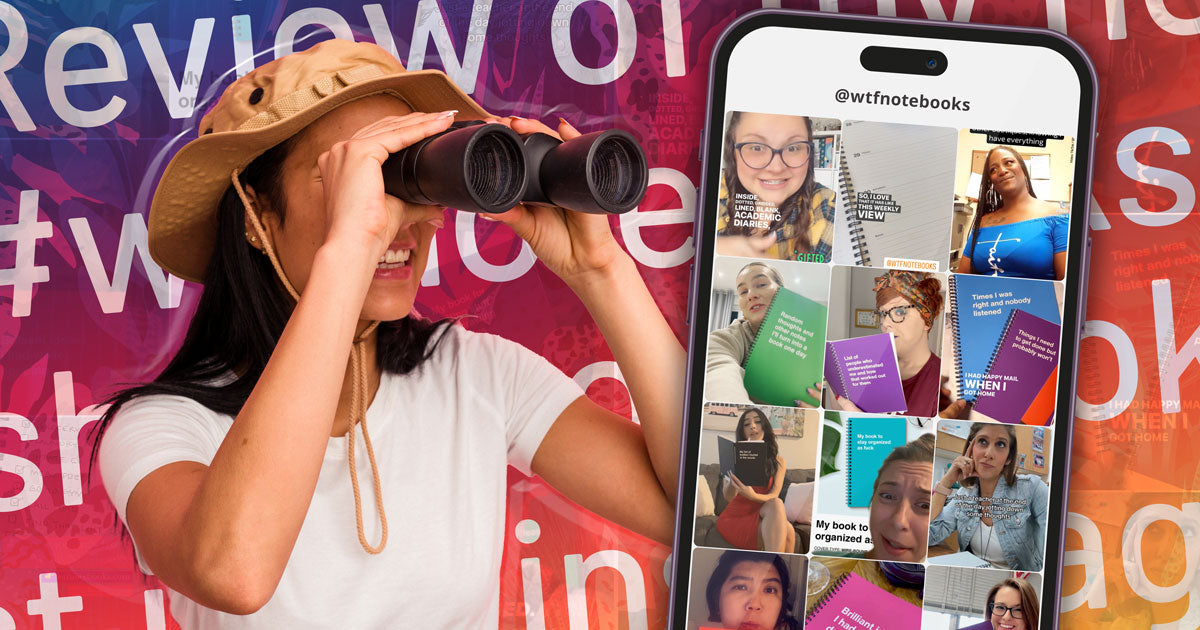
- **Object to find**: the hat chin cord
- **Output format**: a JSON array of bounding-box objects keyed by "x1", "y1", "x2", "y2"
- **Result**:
[{"x1": 232, "y1": 169, "x2": 389, "y2": 555}]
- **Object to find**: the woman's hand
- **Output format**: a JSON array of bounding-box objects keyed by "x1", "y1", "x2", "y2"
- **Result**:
[
  {"x1": 793, "y1": 382, "x2": 823, "y2": 408},
  {"x1": 939, "y1": 376, "x2": 972, "y2": 419},
  {"x1": 939, "y1": 455, "x2": 976, "y2": 488},
  {"x1": 715, "y1": 233, "x2": 777, "y2": 258},
  {"x1": 482, "y1": 117, "x2": 629, "y2": 288},
  {"x1": 316, "y1": 111, "x2": 455, "y2": 261},
  {"x1": 727, "y1": 473, "x2": 764, "y2": 501},
  {"x1": 835, "y1": 395, "x2": 863, "y2": 413}
]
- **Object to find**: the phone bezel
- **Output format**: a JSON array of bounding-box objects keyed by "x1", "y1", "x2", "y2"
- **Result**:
[{"x1": 671, "y1": 10, "x2": 1098, "y2": 630}]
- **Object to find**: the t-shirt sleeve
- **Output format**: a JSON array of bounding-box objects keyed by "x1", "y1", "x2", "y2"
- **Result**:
[
  {"x1": 467, "y1": 331, "x2": 584, "y2": 476},
  {"x1": 98, "y1": 395, "x2": 228, "y2": 525},
  {"x1": 1051, "y1": 213, "x2": 1069, "y2": 253}
]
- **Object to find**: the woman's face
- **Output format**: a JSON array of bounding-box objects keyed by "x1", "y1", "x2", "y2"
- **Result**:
[
  {"x1": 986, "y1": 148, "x2": 1027, "y2": 200},
  {"x1": 969, "y1": 425, "x2": 1013, "y2": 483},
  {"x1": 261, "y1": 95, "x2": 443, "y2": 322},
  {"x1": 868, "y1": 460, "x2": 933, "y2": 562},
  {"x1": 717, "y1": 560, "x2": 785, "y2": 630},
  {"x1": 989, "y1": 586, "x2": 1028, "y2": 630},
  {"x1": 878, "y1": 296, "x2": 931, "y2": 361},
  {"x1": 740, "y1": 412, "x2": 767, "y2": 442},
  {"x1": 732, "y1": 113, "x2": 810, "y2": 207},
  {"x1": 736, "y1": 266, "x2": 781, "y2": 329}
]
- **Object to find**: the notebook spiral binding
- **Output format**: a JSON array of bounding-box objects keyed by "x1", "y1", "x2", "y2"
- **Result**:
[
  {"x1": 837, "y1": 141, "x2": 870, "y2": 266},
  {"x1": 805, "y1": 571, "x2": 853, "y2": 622},
  {"x1": 978, "y1": 309, "x2": 1021, "y2": 401},
  {"x1": 948, "y1": 275, "x2": 966, "y2": 402},
  {"x1": 844, "y1": 417, "x2": 856, "y2": 507}
]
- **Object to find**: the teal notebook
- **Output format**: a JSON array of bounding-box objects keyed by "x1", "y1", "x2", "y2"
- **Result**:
[
  {"x1": 742, "y1": 287, "x2": 828, "y2": 407},
  {"x1": 846, "y1": 417, "x2": 907, "y2": 507}
]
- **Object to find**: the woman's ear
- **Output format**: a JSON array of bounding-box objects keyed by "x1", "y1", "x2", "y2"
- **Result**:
[{"x1": 241, "y1": 184, "x2": 278, "y2": 250}]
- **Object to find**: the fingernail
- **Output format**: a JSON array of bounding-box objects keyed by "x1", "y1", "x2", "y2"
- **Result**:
[
  {"x1": 558, "y1": 117, "x2": 569, "y2": 126},
  {"x1": 440, "y1": 110, "x2": 458, "y2": 118}
]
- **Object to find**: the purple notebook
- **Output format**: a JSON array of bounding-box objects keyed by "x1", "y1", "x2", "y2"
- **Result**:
[
  {"x1": 972, "y1": 309, "x2": 1061, "y2": 423},
  {"x1": 823, "y1": 333, "x2": 907, "y2": 413}
]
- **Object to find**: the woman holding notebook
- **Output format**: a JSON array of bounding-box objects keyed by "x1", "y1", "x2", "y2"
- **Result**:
[
  {"x1": 829, "y1": 271, "x2": 946, "y2": 417},
  {"x1": 713, "y1": 112, "x2": 836, "y2": 262},
  {"x1": 958, "y1": 145, "x2": 1068, "y2": 280},
  {"x1": 716, "y1": 408, "x2": 795, "y2": 553},
  {"x1": 927, "y1": 423, "x2": 1049, "y2": 570}
]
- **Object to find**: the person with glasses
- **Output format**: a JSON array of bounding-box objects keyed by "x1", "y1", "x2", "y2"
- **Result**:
[
  {"x1": 829, "y1": 270, "x2": 947, "y2": 417},
  {"x1": 960, "y1": 577, "x2": 1040, "y2": 630},
  {"x1": 714, "y1": 112, "x2": 835, "y2": 262}
]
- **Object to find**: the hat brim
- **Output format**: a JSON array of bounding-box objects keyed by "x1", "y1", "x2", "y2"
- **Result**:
[{"x1": 149, "y1": 70, "x2": 491, "y2": 284}]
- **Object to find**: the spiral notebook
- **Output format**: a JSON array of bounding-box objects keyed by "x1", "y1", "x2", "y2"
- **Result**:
[
  {"x1": 846, "y1": 417, "x2": 907, "y2": 507},
  {"x1": 832, "y1": 121, "x2": 958, "y2": 269},
  {"x1": 823, "y1": 333, "x2": 907, "y2": 413},
  {"x1": 742, "y1": 287, "x2": 828, "y2": 407},
  {"x1": 946, "y1": 275, "x2": 1060, "y2": 403},
  {"x1": 805, "y1": 571, "x2": 922, "y2": 629},
  {"x1": 972, "y1": 309, "x2": 1061, "y2": 424}
]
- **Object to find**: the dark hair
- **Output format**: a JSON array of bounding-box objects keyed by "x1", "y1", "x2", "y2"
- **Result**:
[
  {"x1": 721, "y1": 112, "x2": 818, "y2": 256},
  {"x1": 986, "y1": 577, "x2": 1040, "y2": 629},
  {"x1": 705, "y1": 551, "x2": 800, "y2": 630},
  {"x1": 871, "y1": 433, "x2": 935, "y2": 499},
  {"x1": 959, "y1": 423, "x2": 1020, "y2": 487},
  {"x1": 965, "y1": 145, "x2": 1036, "y2": 261},
  {"x1": 736, "y1": 407, "x2": 780, "y2": 482},
  {"x1": 88, "y1": 139, "x2": 454, "y2": 472}
]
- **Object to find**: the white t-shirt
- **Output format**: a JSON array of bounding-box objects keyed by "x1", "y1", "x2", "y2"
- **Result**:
[{"x1": 99, "y1": 326, "x2": 583, "y2": 629}]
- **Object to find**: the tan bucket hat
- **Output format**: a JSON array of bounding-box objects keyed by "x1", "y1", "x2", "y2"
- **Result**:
[{"x1": 148, "y1": 38, "x2": 491, "y2": 284}]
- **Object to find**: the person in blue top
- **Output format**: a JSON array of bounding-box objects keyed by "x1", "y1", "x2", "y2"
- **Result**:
[
  {"x1": 957, "y1": 145, "x2": 1068, "y2": 280},
  {"x1": 928, "y1": 423, "x2": 1049, "y2": 571}
]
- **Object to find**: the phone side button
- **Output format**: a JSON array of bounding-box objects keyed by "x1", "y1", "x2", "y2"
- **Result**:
[
  {"x1": 697, "y1": 129, "x2": 704, "y2": 163},
  {"x1": 1079, "y1": 236, "x2": 1092, "y2": 332},
  {"x1": 685, "y1": 263, "x2": 696, "y2": 327}
]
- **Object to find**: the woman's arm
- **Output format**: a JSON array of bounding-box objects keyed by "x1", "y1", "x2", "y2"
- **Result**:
[
  {"x1": 1053, "y1": 251, "x2": 1067, "y2": 281},
  {"x1": 496, "y1": 118, "x2": 685, "y2": 543},
  {"x1": 956, "y1": 249, "x2": 975, "y2": 274},
  {"x1": 120, "y1": 113, "x2": 457, "y2": 613},
  {"x1": 706, "y1": 327, "x2": 753, "y2": 404}
]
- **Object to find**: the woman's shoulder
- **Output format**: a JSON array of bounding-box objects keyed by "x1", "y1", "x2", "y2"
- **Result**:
[
  {"x1": 1012, "y1": 473, "x2": 1049, "y2": 488},
  {"x1": 811, "y1": 182, "x2": 835, "y2": 203}
]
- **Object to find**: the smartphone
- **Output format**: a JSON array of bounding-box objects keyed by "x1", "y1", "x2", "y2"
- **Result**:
[{"x1": 672, "y1": 11, "x2": 1095, "y2": 630}]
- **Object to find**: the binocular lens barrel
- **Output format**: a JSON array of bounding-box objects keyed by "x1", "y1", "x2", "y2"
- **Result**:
[
  {"x1": 382, "y1": 122, "x2": 648, "y2": 215},
  {"x1": 525, "y1": 130, "x2": 648, "y2": 215},
  {"x1": 382, "y1": 123, "x2": 526, "y2": 214}
]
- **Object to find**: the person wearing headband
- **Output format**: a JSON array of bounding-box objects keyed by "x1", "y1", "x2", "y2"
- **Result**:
[
  {"x1": 830, "y1": 270, "x2": 946, "y2": 417},
  {"x1": 93, "y1": 39, "x2": 683, "y2": 628}
]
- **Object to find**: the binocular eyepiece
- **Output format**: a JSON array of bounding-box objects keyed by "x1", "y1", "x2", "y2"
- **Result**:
[{"x1": 381, "y1": 120, "x2": 648, "y2": 215}]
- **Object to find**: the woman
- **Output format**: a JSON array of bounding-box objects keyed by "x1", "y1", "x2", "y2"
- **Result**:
[
  {"x1": 716, "y1": 408, "x2": 794, "y2": 553},
  {"x1": 865, "y1": 434, "x2": 935, "y2": 563},
  {"x1": 714, "y1": 112, "x2": 835, "y2": 262},
  {"x1": 958, "y1": 145, "x2": 1068, "y2": 280},
  {"x1": 830, "y1": 271, "x2": 946, "y2": 416},
  {"x1": 985, "y1": 577, "x2": 1040, "y2": 630},
  {"x1": 93, "y1": 40, "x2": 683, "y2": 628},
  {"x1": 928, "y1": 424, "x2": 1049, "y2": 571},
  {"x1": 705, "y1": 261, "x2": 820, "y2": 405},
  {"x1": 703, "y1": 550, "x2": 801, "y2": 630}
]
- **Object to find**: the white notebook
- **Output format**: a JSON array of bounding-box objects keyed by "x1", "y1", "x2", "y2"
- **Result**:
[{"x1": 832, "y1": 121, "x2": 958, "y2": 270}]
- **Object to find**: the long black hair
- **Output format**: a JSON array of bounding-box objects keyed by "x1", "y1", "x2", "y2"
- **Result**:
[
  {"x1": 88, "y1": 139, "x2": 454, "y2": 471},
  {"x1": 736, "y1": 407, "x2": 780, "y2": 483},
  {"x1": 704, "y1": 550, "x2": 801, "y2": 630},
  {"x1": 721, "y1": 112, "x2": 819, "y2": 255},
  {"x1": 965, "y1": 145, "x2": 1037, "y2": 262}
]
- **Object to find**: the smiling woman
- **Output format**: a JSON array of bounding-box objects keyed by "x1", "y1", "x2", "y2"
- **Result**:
[
  {"x1": 714, "y1": 112, "x2": 836, "y2": 262},
  {"x1": 90, "y1": 39, "x2": 684, "y2": 629}
]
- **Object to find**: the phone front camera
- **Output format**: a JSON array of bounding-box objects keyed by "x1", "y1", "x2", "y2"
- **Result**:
[{"x1": 925, "y1": 57, "x2": 939, "y2": 70}]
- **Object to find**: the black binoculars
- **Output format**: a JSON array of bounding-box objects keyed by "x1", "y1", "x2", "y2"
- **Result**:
[{"x1": 381, "y1": 120, "x2": 648, "y2": 215}]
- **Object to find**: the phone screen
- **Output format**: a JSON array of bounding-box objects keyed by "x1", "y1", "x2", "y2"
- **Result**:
[{"x1": 674, "y1": 13, "x2": 1094, "y2": 630}]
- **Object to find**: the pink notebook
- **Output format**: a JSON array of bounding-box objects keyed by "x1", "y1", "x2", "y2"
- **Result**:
[{"x1": 805, "y1": 571, "x2": 922, "y2": 629}]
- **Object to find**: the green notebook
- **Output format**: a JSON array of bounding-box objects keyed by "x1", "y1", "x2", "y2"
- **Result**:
[{"x1": 742, "y1": 287, "x2": 828, "y2": 406}]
